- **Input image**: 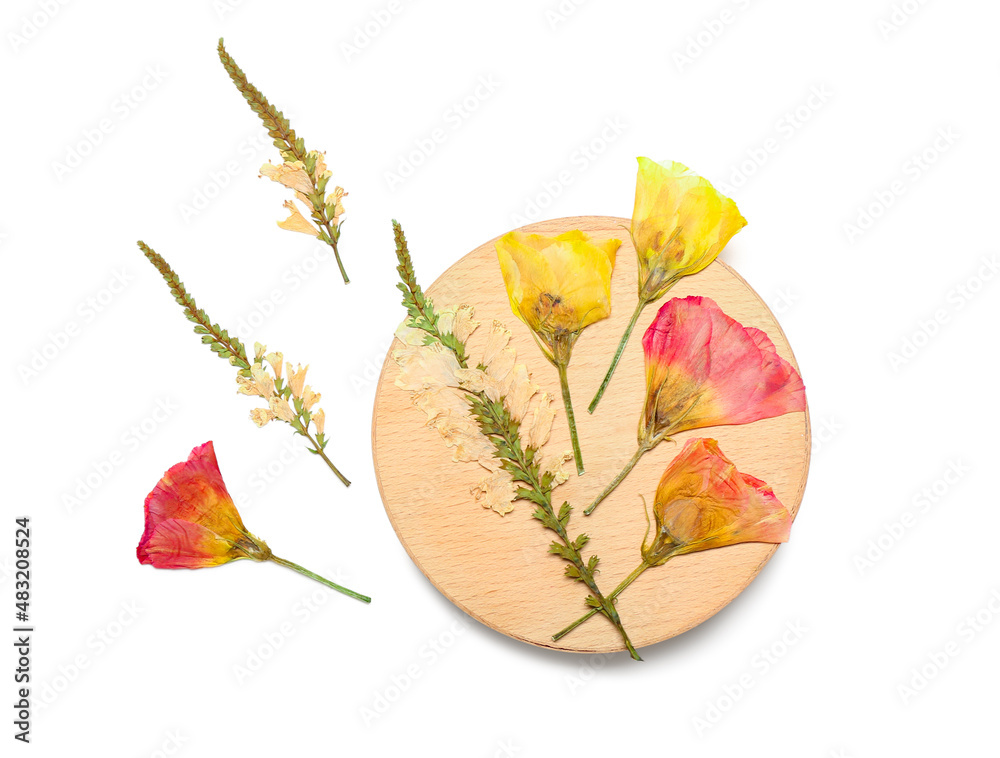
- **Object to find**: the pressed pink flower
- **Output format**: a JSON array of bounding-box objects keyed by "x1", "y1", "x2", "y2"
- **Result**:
[
  {"x1": 641, "y1": 295, "x2": 805, "y2": 439},
  {"x1": 137, "y1": 442, "x2": 369, "y2": 602},
  {"x1": 585, "y1": 295, "x2": 804, "y2": 516}
]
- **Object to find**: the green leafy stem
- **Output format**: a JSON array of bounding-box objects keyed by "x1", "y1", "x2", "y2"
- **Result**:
[{"x1": 393, "y1": 221, "x2": 640, "y2": 660}]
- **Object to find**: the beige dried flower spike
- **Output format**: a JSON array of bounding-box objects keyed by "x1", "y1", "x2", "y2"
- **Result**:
[
  {"x1": 394, "y1": 307, "x2": 570, "y2": 517},
  {"x1": 138, "y1": 241, "x2": 349, "y2": 487},
  {"x1": 218, "y1": 39, "x2": 350, "y2": 283}
]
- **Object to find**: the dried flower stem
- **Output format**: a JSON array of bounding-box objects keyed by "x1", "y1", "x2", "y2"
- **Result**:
[
  {"x1": 217, "y1": 38, "x2": 349, "y2": 283},
  {"x1": 269, "y1": 556, "x2": 370, "y2": 603},
  {"x1": 393, "y1": 220, "x2": 640, "y2": 660},
  {"x1": 588, "y1": 296, "x2": 649, "y2": 414},
  {"x1": 556, "y1": 361, "x2": 584, "y2": 475},
  {"x1": 584, "y1": 439, "x2": 654, "y2": 516},
  {"x1": 553, "y1": 560, "x2": 652, "y2": 641},
  {"x1": 138, "y1": 241, "x2": 251, "y2": 372}
]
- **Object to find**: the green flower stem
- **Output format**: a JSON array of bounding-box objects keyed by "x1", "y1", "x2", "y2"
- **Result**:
[
  {"x1": 588, "y1": 296, "x2": 649, "y2": 414},
  {"x1": 320, "y1": 218, "x2": 349, "y2": 284},
  {"x1": 269, "y1": 556, "x2": 370, "y2": 603},
  {"x1": 584, "y1": 440, "x2": 652, "y2": 516},
  {"x1": 302, "y1": 428, "x2": 350, "y2": 487},
  {"x1": 552, "y1": 560, "x2": 652, "y2": 642},
  {"x1": 557, "y1": 361, "x2": 585, "y2": 476}
]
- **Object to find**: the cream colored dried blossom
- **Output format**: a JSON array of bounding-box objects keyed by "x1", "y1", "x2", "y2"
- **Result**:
[
  {"x1": 482, "y1": 320, "x2": 512, "y2": 366},
  {"x1": 312, "y1": 408, "x2": 326, "y2": 435},
  {"x1": 251, "y1": 364, "x2": 275, "y2": 398},
  {"x1": 261, "y1": 161, "x2": 314, "y2": 195},
  {"x1": 394, "y1": 344, "x2": 461, "y2": 390},
  {"x1": 452, "y1": 305, "x2": 479, "y2": 343},
  {"x1": 286, "y1": 364, "x2": 309, "y2": 399},
  {"x1": 525, "y1": 393, "x2": 557, "y2": 450},
  {"x1": 301, "y1": 386, "x2": 321, "y2": 411},
  {"x1": 326, "y1": 186, "x2": 346, "y2": 224},
  {"x1": 277, "y1": 200, "x2": 319, "y2": 237},
  {"x1": 249, "y1": 407, "x2": 276, "y2": 427},
  {"x1": 310, "y1": 151, "x2": 330, "y2": 182},
  {"x1": 471, "y1": 470, "x2": 518, "y2": 516},
  {"x1": 236, "y1": 374, "x2": 260, "y2": 396},
  {"x1": 265, "y1": 352, "x2": 283, "y2": 380},
  {"x1": 454, "y1": 367, "x2": 503, "y2": 403},
  {"x1": 269, "y1": 396, "x2": 296, "y2": 423},
  {"x1": 537, "y1": 450, "x2": 573, "y2": 486},
  {"x1": 504, "y1": 364, "x2": 538, "y2": 422}
]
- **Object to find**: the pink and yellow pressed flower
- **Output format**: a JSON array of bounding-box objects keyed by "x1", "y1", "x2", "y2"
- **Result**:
[
  {"x1": 589, "y1": 158, "x2": 747, "y2": 412},
  {"x1": 496, "y1": 229, "x2": 621, "y2": 475},
  {"x1": 555, "y1": 438, "x2": 791, "y2": 641},
  {"x1": 585, "y1": 295, "x2": 805, "y2": 515},
  {"x1": 137, "y1": 441, "x2": 369, "y2": 602},
  {"x1": 641, "y1": 437, "x2": 792, "y2": 564}
]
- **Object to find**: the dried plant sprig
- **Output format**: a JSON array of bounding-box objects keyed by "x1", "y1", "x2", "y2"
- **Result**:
[
  {"x1": 138, "y1": 241, "x2": 350, "y2": 486},
  {"x1": 392, "y1": 220, "x2": 640, "y2": 659},
  {"x1": 217, "y1": 38, "x2": 350, "y2": 284}
]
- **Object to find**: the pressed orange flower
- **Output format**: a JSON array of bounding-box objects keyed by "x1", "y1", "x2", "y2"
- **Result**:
[
  {"x1": 585, "y1": 296, "x2": 805, "y2": 515},
  {"x1": 554, "y1": 438, "x2": 791, "y2": 642},
  {"x1": 137, "y1": 441, "x2": 369, "y2": 602},
  {"x1": 641, "y1": 438, "x2": 792, "y2": 563},
  {"x1": 589, "y1": 158, "x2": 747, "y2": 412},
  {"x1": 496, "y1": 229, "x2": 621, "y2": 474}
]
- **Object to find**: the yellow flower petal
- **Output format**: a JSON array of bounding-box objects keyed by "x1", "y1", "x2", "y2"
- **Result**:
[
  {"x1": 277, "y1": 200, "x2": 319, "y2": 237},
  {"x1": 260, "y1": 161, "x2": 315, "y2": 195}
]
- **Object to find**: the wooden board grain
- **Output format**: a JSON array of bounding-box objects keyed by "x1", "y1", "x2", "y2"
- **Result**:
[{"x1": 372, "y1": 216, "x2": 810, "y2": 655}]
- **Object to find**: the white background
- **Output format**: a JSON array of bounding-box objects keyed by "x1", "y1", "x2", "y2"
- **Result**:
[{"x1": 4, "y1": 0, "x2": 999, "y2": 755}]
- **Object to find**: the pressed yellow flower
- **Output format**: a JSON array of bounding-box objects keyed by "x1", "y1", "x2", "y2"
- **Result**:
[
  {"x1": 632, "y1": 158, "x2": 746, "y2": 301},
  {"x1": 312, "y1": 408, "x2": 326, "y2": 436},
  {"x1": 277, "y1": 200, "x2": 319, "y2": 237},
  {"x1": 497, "y1": 230, "x2": 619, "y2": 364},
  {"x1": 588, "y1": 157, "x2": 747, "y2": 413},
  {"x1": 496, "y1": 230, "x2": 620, "y2": 475}
]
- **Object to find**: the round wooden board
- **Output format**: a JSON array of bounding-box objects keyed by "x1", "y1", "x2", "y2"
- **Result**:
[{"x1": 372, "y1": 216, "x2": 810, "y2": 655}]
